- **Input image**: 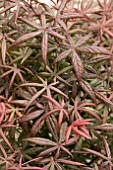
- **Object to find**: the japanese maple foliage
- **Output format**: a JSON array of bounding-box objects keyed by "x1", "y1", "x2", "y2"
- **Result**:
[{"x1": 0, "y1": 0, "x2": 113, "y2": 169}]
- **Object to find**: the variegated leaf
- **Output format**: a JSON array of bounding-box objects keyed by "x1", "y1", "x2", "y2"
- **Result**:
[
  {"x1": 80, "y1": 80, "x2": 96, "y2": 103},
  {"x1": 72, "y1": 51, "x2": 83, "y2": 83}
]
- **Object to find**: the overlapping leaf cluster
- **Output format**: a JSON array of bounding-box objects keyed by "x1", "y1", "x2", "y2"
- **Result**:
[{"x1": 0, "y1": 0, "x2": 113, "y2": 169}]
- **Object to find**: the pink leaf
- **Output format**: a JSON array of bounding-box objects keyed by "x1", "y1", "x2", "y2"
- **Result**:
[
  {"x1": 65, "y1": 126, "x2": 72, "y2": 143},
  {"x1": 43, "y1": 95, "x2": 60, "y2": 108},
  {"x1": 73, "y1": 127, "x2": 91, "y2": 140}
]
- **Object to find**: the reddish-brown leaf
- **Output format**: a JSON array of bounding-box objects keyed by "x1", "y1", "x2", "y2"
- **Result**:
[
  {"x1": 50, "y1": 85, "x2": 68, "y2": 99},
  {"x1": 61, "y1": 13, "x2": 82, "y2": 19},
  {"x1": 103, "y1": 136, "x2": 111, "y2": 158},
  {"x1": 25, "y1": 88, "x2": 45, "y2": 111},
  {"x1": 72, "y1": 51, "x2": 83, "y2": 83},
  {"x1": 18, "y1": 17, "x2": 40, "y2": 29},
  {"x1": 95, "y1": 91, "x2": 113, "y2": 108},
  {"x1": 43, "y1": 95, "x2": 60, "y2": 108},
  {"x1": 48, "y1": 29, "x2": 65, "y2": 40},
  {"x1": 10, "y1": 100, "x2": 28, "y2": 107},
  {"x1": 83, "y1": 148, "x2": 109, "y2": 160},
  {"x1": 42, "y1": 31, "x2": 48, "y2": 64},
  {"x1": 59, "y1": 122, "x2": 67, "y2": 142},
  {"x1": 58, "y1": 159, "x2": 86, "y2": 166},
  {"x1": 24, "y1": 137, "x2": 56, "y2": 146},
  {"x1": 14, "y1": 167, "x2": 45, "y2": 170},
  {"x1": 88, "y1": 55, "x2": 111, "y2": 64},
  {"x1": 79, "y1": 107, "x2": 101, "y2": 122},
  {"x1": 55, "y1": 49, "x2": 71, "y2": 63},
  {"x1": 19, "y1": 110, "x2": 44, "y2": 122},
  {"x1": 78, "y1": 46, "x2": 111, "y2": 55},
  {"x1": 61, "y1": 145, "x2": 73, "y2": 158},
  {"x1": 93, "y1": 123, "x2": 113, "y2": 131},
  {"x1": 83, "y1": 73, "x2": 102, "y2": 79},
  {"x1": 46, "y1": 115, "x2": 58, "y2": 141},
  {"x1": 1, "y1": 36, "x2": 6, "y2": 65},
  {"x1": 31, "y1": 109, "x2": 58, "y2": 136},
  {"x1": 11, "y1": 31, "x2": 41, "y2": 47},
  {"x1": 80, "y1": 80, "x2": 97, "y2": 103},
  {"x1": 39, "y1": 146, "x2": 57, "y2": 157},
  {"x1": 75, "y1": 33, "x2": 92, "y2": 47}
]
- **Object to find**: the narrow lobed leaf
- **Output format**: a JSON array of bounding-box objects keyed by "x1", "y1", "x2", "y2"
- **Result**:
[
  {"x1": 24, "y1": 137, "x2": 56, "y2": 146},
  {"x1": 72, "y1": 51, "x2": 83, "y2": 83}
]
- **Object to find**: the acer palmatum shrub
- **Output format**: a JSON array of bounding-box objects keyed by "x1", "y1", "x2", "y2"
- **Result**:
[{"x1": 0, "y1": 0, "x2": 113, "y2": 169}]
